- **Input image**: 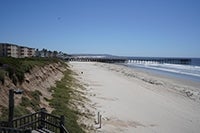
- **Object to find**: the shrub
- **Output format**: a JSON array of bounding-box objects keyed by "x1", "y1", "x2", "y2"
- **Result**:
[
  {"x1": 14, "y1": 105, "x2": 30, "y2": 118},
  {"x1": 20, "y1": 96, "x2": 28, "y2": 104},
  {"x1": 15, "y1": 69, "x2": 25, "y2": 84},
  {"x1": 50, "y1": 70, "x2": 85, "y2": 133},
  {"x1": 5, "y1": 66, "x2": 15, "y2": 79},
  {"x1": 0, "y1": 57, "x2": 63, "y2": 85},
  {"x1": 0, "y1": 70, "x2": 5, "y2": 84},
  {"x1": 20, "y1": 90, "x2": 42, "y2": 111},
  {"x1": 12, "y1": 76, "x2": 18, "y2": 86}
]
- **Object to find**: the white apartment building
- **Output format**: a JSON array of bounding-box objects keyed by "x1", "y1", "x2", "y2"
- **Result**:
[{"x1": 0, "y1": 43, "x2": 35, "y2": 58}]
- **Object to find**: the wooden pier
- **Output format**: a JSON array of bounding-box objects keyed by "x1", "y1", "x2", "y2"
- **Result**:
[
  {"x1": 65, "y1": 56, "x2": 192, "y2": 65},
  {"x1": 66, "y1": 57, "x2": 126, "y2": 63},
  {"x1": 127, "y1": 57, "x2": 191, "y2": 65}
]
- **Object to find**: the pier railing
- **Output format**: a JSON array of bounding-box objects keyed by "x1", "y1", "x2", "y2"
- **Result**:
[{"x1": 0, "y1": 108, "x2": 69, "y2": 133}]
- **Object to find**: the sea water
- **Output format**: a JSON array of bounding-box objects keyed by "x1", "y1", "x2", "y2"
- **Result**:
[{"x1": 124, "y1": 58, "x2": 200, "y2": 82}]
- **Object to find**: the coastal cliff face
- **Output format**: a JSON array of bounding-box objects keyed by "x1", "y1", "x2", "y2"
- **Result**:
[{"x1": 0, "y1": 62, "x2": 66, "y2": 115}]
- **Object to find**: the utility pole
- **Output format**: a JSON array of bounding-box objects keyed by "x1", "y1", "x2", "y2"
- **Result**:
[
  {"x1": 8, "y1": 89, "x2": 14, "y2": 127},
  {"x1": 8, "y1": 89, "x2": 23, "y2": 127}
]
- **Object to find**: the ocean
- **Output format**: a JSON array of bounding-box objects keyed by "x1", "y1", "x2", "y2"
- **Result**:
[{"x1": 124, "y1": 58, "x2": 200, "y2": 82}]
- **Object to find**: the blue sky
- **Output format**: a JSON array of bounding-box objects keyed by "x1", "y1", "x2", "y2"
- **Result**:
[{"x1": 0, "y1": 0, "x2": 200, "y2": 57}]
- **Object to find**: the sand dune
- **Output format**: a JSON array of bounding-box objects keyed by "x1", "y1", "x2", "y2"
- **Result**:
[{"x1": 70, "y1": 62, "x2": 200, "y2": 133}]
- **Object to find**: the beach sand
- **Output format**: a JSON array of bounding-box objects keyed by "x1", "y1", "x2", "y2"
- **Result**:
[{"x1": 70, "y1": 62, "x2": 200, "y2": 133}]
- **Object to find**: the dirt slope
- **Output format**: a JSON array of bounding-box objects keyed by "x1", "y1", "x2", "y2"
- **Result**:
[{"x1": 0, "y1": 62, "x2": 66, "y2": 114}]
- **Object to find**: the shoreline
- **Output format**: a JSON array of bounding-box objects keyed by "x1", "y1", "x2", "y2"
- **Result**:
[
  {"x1": 70, "y1": 62, "x2": 200, "y2": 133},
  {"x1": 121, "y1": 63, "x2": 200, "y2": 89},
  {"x1": 123, "y1": 63, "x2": 200, "y2": 82}
]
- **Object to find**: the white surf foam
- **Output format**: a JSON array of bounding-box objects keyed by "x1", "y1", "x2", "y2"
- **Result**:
[{"x1": 127, "y1": 62, "x2": 200, "y2": 78}]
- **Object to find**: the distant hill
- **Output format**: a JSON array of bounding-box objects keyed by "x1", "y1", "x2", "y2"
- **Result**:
[{"x1": 69, "y1": 54, "x2": 124, "y2": 59}]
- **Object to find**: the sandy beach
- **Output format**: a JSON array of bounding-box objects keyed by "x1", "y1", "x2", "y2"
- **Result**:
[{"x1": 70, "y1": 62, "x2": 200, "y2": 133}]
